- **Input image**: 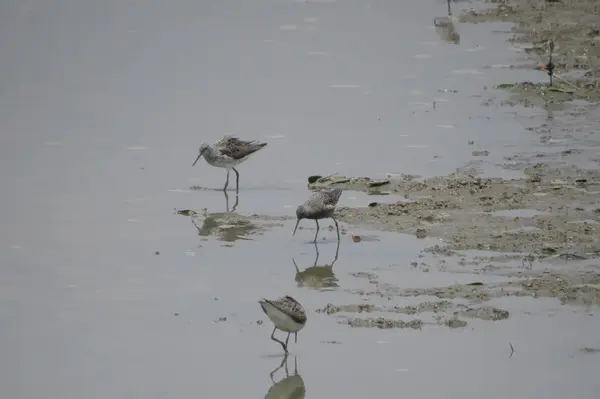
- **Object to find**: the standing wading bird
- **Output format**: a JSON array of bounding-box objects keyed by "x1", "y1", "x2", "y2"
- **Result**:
[
  {"x1": 259, "y1": 296, "x2": 307, "y2": 354},
  {"x1": 192, "y1": 135, "x2": 267, "y2": 193},
  {"x1": 293, "y1": 188, "x2": 342, "y2": 243}
]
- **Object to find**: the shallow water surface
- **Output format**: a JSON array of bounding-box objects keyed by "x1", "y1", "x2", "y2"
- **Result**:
[{"x1": 1, "y1": 0, "x2": 599, "y2": 398}]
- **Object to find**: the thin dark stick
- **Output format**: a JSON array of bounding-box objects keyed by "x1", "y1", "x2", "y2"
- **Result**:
[
  {"x1": 547, "y1": 40, "x2": 555, "y2": 86},
  {"x1": 509, "y1": 342, "x2": 515, "y2": 358}
]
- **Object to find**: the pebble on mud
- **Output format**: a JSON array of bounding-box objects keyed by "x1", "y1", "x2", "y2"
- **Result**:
[
  {"x1": 415, "y1": 228, "x2": 427, "y2": 239},
  {"x1": 444, "y1": 318, "x2": 467, "y2": 329},
  {"x1": 347, "y1": 317, "x2": 424, "y2": 330}
]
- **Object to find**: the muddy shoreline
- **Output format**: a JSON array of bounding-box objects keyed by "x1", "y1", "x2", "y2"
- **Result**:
[
  {"x1": 315, "y1": 0, "x2": 600, "y2": 328},
  {"x1": 460, "y1": 0, "x2": 600, "y2": 105}
]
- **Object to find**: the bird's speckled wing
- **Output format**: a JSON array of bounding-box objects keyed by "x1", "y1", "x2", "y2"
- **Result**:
[
  {"x1": 215, "y1": 135, "x2": 267, "y2": 160},
  {"x1": 312, "y1": 188, "x2": 342, "y2": 207},
  {"x1": 266, "y1": 296, "x2": 307, "y2": 324}
]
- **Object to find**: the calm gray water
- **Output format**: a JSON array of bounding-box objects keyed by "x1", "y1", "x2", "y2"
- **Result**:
[{"x1": 1, "y1": 0, "x2": 599, "y2": 398}]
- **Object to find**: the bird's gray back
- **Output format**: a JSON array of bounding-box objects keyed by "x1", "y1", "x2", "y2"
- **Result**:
[
  {"x1": 319, "y1": 188, "x2": 342, "y2": 206},
  {"x1": 267, "y1": 296, "x2": 307, "y2": 324},
  {"x1": 215, "y1": 135, "x2": 267, "y2": 160},
  {"x1": 300, "y1": 188, "x2": 341, "y2": 219}
]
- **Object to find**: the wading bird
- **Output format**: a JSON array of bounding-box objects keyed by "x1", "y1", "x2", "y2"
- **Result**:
[
  {"x1": 192, "y1": 135, "x2": 267, "y2": 192},
  {"x1": 259, "y1": 296, "x2": 307, "y2": 354},
  {"x1": 293, "y1": 188, "x2": 342, "y2": 243}
]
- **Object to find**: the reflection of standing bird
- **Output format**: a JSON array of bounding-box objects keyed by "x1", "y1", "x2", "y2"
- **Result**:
[
  {"x1": 433, "y1": 0, "x2": 460, "y2": 44},
  {"x1": 293, "y1": 188, "x2": 343, "y2": 243},
  {"x1": 293, "y1": 241, "x2": 340, "y2": 289},
  {"x1": 259, "y1": 296, "x2": 307, "y2": 354},
  {"x1": 265, "y1": 355, "x2": 306, "y2": 399},
  {"x1": 192, "y1": 135, "x2": 267, "y2": 192}
]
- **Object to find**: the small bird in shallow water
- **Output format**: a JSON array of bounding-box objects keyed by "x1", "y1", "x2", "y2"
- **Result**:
[
  {"x1": 293, "y1": 188, "x2": 342, "y2": 243},
  {"x1": 259, "y1": 296, "x2": 307, "y2": 354},
  {"x1": 192, "y1": 135, "x2": 267, "y2": 192}
]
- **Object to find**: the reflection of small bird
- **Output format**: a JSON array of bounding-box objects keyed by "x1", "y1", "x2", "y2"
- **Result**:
[
  {"x1": 259, "y1": 296, "x2": 307, "y2": 354},
  {"x1": 192, "y1": 135, "x2": 267, "y2": 192},
  {"x1": 265, "y1": 355, "x2": 306, "y2": 399},
  {"x1": 293, "y1": 188, "x2": 342, "y2": 243},
  {"x1": 293, "y1": 241, "x2": 340, "y2": 289}
]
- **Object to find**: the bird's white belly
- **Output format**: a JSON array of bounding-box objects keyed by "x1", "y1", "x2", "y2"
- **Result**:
[
  {"x1": 263, "y1": 302, "x2": 304, "y2": 333},
  {"x1": 209, "y1": 156, "x2": 247, "y2": 169}
]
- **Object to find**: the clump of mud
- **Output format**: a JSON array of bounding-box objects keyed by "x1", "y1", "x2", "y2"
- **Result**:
[
  {"x1": 315, "y1": 272, "x2": 598, "y2": 330},
  {"x1": 316, "y1": 300, "x2": 511, "y2": 330},
  {"x1": 346, "y1": 317, "x2": 424, "y2": 329},
  {"x1": 347, "y1": 273, "x2": 600, "y2": 306},
  {"x1": 332, "y1": 169, "x2": 600, "y2": 257}
]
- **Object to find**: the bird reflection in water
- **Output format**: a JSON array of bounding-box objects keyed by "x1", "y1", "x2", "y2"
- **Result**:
[
  {"x1": 191, "y1": 192, "x2": 259, "y2": 242},
  {"x1": 433, "y1": 0, "x2": 460, "y2": 44},
  {"x1": 293, "y1": 240, "x2": 340, "y2": 290},
  {"x1": 265, "y1": 354, "x2": 306, "y2": 399}
]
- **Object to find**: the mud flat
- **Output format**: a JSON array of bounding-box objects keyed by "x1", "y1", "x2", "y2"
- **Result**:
[
  {"x1": 317, "y1": 170, "x2": 600, "y2": 258},
  {"x1": 460, "y1": 0, "x2": 600, "y2": 105},
  {"x1": 310, "y1": 0, "x2": 600, "y2": 329},
  {"x1": 321, "y1": 168, "x2": 600, "y2": 325}
]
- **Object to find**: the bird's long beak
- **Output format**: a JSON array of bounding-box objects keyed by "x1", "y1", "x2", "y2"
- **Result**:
[
  {"x1": 192, "y1": 153, "x2": 202, "y2": 167},
  {"x1": 292, "y1": 219, "x2": 300, "y2": 236}
]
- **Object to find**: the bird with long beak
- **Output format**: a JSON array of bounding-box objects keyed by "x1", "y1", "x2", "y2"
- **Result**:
[
  {"x1": 192, "y1": 135, "x2": 267, "y2": 192},
  {"x1": 293, "y1": 188, "x2": 342, "y2": 243}
]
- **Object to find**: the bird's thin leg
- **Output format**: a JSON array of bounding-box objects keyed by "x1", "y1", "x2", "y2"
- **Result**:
[
  {"x1": 285, "y1": 332, "x2": 290, "y2": 347},
  {"x1": 271, "y1": 327, "x2": 288, "y2": 353},
  {"x1": 223, "y1": 170, "x2": 230, "y2": 191},
  {"x1": 313, "y1": 220, "x2": 320, "y2": 243},
  {"x1": 332, "y1": 216, "x2": 341, "y2": 241},
  {"x1": 233, "y1": 167, "x2": 240, "y2": 193},
  {"x1": 294, "y1": 332, "x2": 298, "y2": 344},
  {"x1": 223, "y1": 190, "x2": 230, "y2": 212},
  {"x1": 313, "y1": 241, "x2": 320, "y2": 266}
]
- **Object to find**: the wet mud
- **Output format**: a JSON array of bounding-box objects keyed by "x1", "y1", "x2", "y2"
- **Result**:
[
  {"x1": 333, "y1": 169, "x2": 600, "y2": 257},
  {"x1": 460, "y1": 0, "x2": 600, "y2": 104},
  {"x1": 6, "y1": 0, "x2": 600, "y2": 397},
  {"x1": 306, "y1": 0, "x2": 600, "y2": 332},
  {"x1": 324, "y1": 167, "x2": 600, "y2": 323}
]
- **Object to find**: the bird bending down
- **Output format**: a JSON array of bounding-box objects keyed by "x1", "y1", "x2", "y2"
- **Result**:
[
  {"x1": 259, "y1": 296, "x2": 307, "y2": 354},
  {"x1": 192, "y1": 135, "x2": 267, "y2": 192},
  {"x1": 293, "y1": 188, "x2": 342, "y2": 243}
]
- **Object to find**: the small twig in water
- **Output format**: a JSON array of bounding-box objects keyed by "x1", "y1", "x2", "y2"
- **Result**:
[
  {"x1": 509, "y1": 342, "x2": 515, "y2": 358},
  {"x1": 547, "y1": 40, "x2": 554, "y2": 86}
]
